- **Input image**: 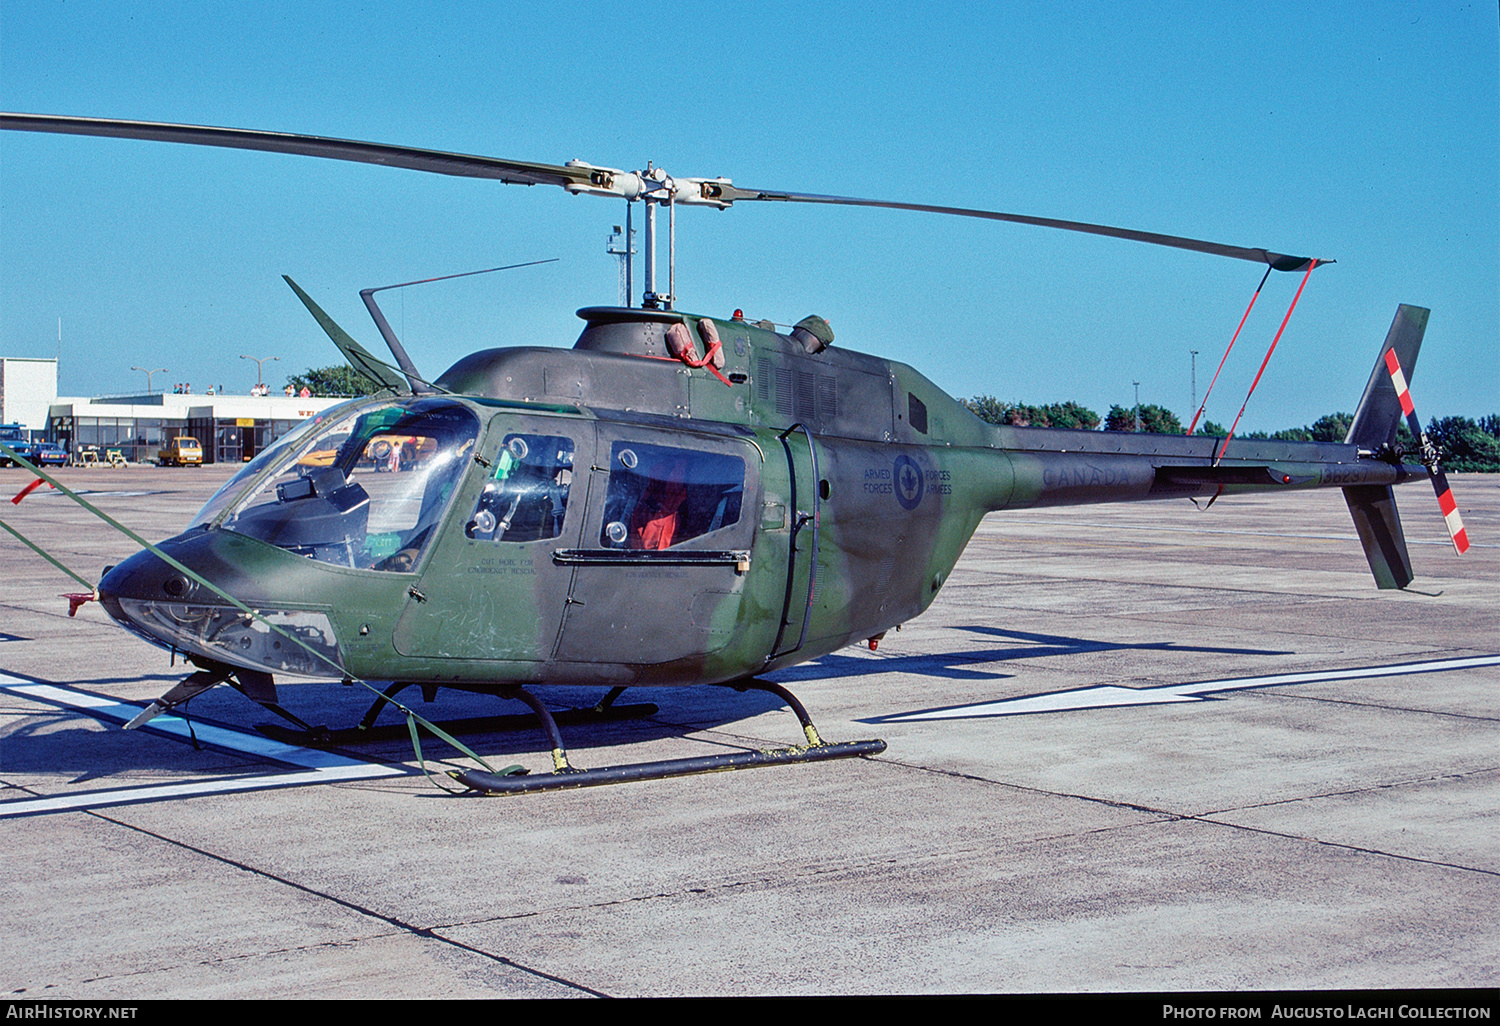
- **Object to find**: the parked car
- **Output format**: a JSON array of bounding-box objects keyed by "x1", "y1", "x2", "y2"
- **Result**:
[
  {"x1": 0, "y1": 438, "x2": 66, "y2": 468},
  {"x1": 30, "y1": 442, "x2": 68, "y2": 467},
  {"x1": 0, "y1": 424, "x2": 27, "y2": 466}
]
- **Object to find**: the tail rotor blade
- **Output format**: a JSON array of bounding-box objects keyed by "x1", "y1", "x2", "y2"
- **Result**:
[
  {"x1": 1429, "y1": 464, "x2": 1470, "y2": 555},
  {"x1": 1382, "y1": 349, "x2": 1470, "y2": 554}
]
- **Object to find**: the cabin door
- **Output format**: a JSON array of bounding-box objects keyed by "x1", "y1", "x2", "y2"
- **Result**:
[
  {"x1": 553, "y1": 424, "x2": 757, "y2": 666},
  {"x1": 393, "y1": 414, "x2": 583, "y2": 661}
]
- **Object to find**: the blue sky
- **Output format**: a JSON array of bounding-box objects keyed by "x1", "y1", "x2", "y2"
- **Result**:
[{"x1": 2, "y1": 1, "x2": 1495, "y2": 432}]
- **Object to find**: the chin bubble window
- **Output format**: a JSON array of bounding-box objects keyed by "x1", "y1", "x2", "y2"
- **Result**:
[
  {"x1": 219, "y1": 398, "x2": 480, "y2": 572},
  {"x1": 599, "y1": 441, "x2": 744, "y2": 550},
  {"x1": 465, "y1": 433, "x2": 575, "y2": 543}
]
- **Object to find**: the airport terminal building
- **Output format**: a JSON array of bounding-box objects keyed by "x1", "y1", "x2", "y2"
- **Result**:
[{"x1": 2, "y1": 357, "x2": 345, "y2": 464}]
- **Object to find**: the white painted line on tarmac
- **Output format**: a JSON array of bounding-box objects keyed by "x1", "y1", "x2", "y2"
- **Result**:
[
  {"x1": 1, "y1": 678, "x2": 342, "y2": 767},
  {"x1": 0, "y1": 765, "x2": 408, "y2": 818},
  {"x1": 0, "y1": 673, "x2": 409, "y2": 817},
  {"x1": 870, "y1": 654, "x2": 1500, "y2": 722}
]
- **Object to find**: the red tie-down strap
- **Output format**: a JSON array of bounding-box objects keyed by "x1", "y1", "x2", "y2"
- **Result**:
[
  {"x1": 665, "y1": 320, "x2": 733, "y2": 386},
  {"x1": 11, "y1": 477, "x2": 54, "y2": 504},
  {"x1": 1188, "y1": 265, "x2": 1272, "y2": 436},
  {"x1": 1214, "y1": 259, "x2": 1319, "y2": 465}
]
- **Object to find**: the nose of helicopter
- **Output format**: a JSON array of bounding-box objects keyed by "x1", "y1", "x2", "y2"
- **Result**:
[
  {"x1": 99, "y1": 546, "x2": 198, "y2": 609},
  {"x1": 97, "y1": 541, "x2": 219, "y2": 653},
  {"x1": 96, "y1": 535, "x2": 346, "y2": 678}
]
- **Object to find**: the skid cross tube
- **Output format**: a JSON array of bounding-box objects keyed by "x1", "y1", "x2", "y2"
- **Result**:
[
  {"x1": 359, "y1": 681, "x2": 416, "y2": 731},
  {"x1": 448, "y1": 679, "x2": 885, "y2": 795}
]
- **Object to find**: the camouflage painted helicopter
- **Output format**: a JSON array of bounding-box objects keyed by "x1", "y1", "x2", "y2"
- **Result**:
[{"x1": 0, "y1": 114, "x2": 1468, "y2": 793}]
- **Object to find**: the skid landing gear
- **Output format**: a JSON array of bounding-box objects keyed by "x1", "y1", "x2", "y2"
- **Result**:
[
  {"x1": 449, "y1": 679, "x2": 887, "y2": 795},
  {"x1": 125, "y1": 662, "x2": 320, "y2": 736},
  {"x1": 256, "y1": 683, "x2": 661, "y2": 747}
]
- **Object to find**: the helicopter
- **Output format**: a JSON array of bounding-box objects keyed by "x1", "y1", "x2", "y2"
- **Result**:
[{"x1": 0, "y1": 113, "x2": 1469, "y2": 794}]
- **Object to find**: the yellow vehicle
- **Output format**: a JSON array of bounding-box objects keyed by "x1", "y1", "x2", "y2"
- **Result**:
[
  {"x1": 296, "y1": 434, "x2": 434, "y2": 472},
  {"x1": 296, "y1": 447, "x2": 339, "y2": 469},
  {"x1": 157, "y1": 436, "x2": 203, "y2": 467}
]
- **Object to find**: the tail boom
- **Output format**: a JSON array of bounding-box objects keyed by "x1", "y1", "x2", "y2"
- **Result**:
[
  {"x1": 976, "y1": 303, "x2": 1448, "y2": 591},
  {"x1": 988, "y1": 429, "x2": 1419, "y2": 510}
]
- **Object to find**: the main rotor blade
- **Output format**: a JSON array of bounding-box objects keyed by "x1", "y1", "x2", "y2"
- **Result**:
[
  {"x1": 0, "y1": 112, "x2": 618, "y2": 193},
  {"x1": 711, "y1": 186, "x2": 1322, "y2": 271},
  {"x1": 3, "y1": 112, "x2": 1323, "y2": 270}
]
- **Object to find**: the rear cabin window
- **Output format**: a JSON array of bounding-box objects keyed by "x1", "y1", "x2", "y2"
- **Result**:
[{"x1": 599, "y1": 442, "x2": 744, "y2": 550}]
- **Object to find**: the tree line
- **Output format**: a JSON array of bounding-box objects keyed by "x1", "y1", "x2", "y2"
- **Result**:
[
  {"x1": 960, "y1": 395, "x2": 1500, "y2": 472},
  {"x1": 285, "y1": 365, "x2": 379, "y2": 398}
]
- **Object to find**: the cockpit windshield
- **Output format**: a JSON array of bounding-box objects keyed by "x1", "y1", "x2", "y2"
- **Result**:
[
  {"x1": 208, "y1": 397, "x2": 479, "y2": 572},
  {"x1": 188, "y1": 399, "x2": 368, "y2": 532}
]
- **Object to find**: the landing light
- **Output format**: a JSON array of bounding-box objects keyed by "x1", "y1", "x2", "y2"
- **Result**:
[{"x1": 116, "y1": 599, "x2": 343, "y2": 678}]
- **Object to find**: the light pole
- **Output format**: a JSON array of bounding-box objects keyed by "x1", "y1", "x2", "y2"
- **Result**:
[
  {"x1": 1190, "y1": 350, "x2": 1199, "y2": 414},
  {"x1": 131, "y1": 366, "x2": 167, "y2": 393},
  {"x1": 240, "y1": 354, "x2": 279, "y2": 392},
  {"x1": 608, "y1": 222, "x2": 635, "y2": 308},
  {"x1": 1133, "y1": 381, "x2": 1141, "y2": 432}
]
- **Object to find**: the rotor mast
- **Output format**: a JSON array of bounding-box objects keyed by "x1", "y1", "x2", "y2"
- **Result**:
[{"x1": 634, "y1": 166, "x2": 682, "y2": 310}]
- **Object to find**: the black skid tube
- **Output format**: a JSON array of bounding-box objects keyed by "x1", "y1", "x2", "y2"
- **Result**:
[
  {"x1": 449, "y1": 677, "x2": 885, "y2": 795},
  {"x1": 449, "y1": 739, "x2": 887, "y2": 795}
]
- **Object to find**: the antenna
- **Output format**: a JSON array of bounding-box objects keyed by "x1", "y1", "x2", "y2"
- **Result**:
[
  {"x1": 1190, "y1": 349, "x2": 1200, "y2": 418},
  {"x1": 359, "y1": 258, "x2": 558, "y2": 394}
]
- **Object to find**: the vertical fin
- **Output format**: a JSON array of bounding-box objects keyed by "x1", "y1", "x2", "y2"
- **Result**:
[
  {"x1": 1345, "y1": 305, "x2": 1428, "y2": 449},
  {"x1": 1343, "y1": 485, "x2": 1413, "y2": 589},
  {"x1": 1340, "y1": 305, "x2": 1431, "y2": 589}
]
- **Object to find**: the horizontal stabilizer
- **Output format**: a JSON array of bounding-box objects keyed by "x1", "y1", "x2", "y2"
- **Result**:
[
  {"x1": 283, "y1": 276, "x2": 411, "y2": 395},
  {"x1": 1343, "y1": 484, "x2": 1413, "y2": 589}
]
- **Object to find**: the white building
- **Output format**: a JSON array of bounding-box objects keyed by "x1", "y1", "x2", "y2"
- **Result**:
[
  {"x1": 45, "y1": 390, "x2": 347, "y2": 464},
  {"x1": 0, "y1": 357, "x2": 60, "y2": 432},
  {"x1": 2, "y1": 354, "x2": 350, "y2": 462}
]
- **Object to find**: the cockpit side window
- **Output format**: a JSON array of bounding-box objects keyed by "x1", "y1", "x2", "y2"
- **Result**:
[
  {"x1": 599, "y1": 441, "x2": 744, "y2": 550},
  {"x1": 464, "y1": 434, "x2": 575, "y2": 543}
]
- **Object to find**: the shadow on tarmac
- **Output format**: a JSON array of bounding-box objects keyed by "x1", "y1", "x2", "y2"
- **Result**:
[{"x1": 769, "y1": 624, "x2": 1288, "y2": 684}]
